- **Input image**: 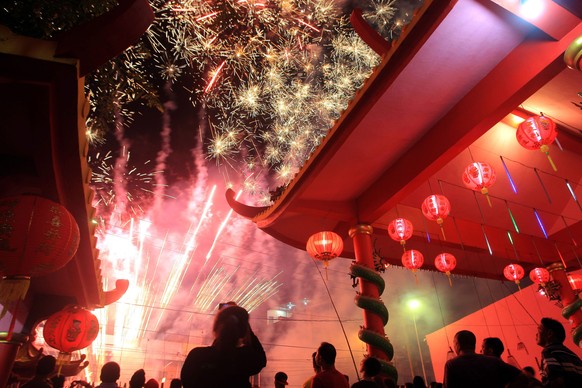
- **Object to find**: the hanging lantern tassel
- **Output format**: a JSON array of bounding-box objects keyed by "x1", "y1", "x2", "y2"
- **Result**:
[
  {"x1": 0, "y1": 276, "x2": 31, "y2": 319},
  {"x1": 445, "y1": 271, "x2": 453, "y2": 287},
  {"x1": 56, "y1": 352, "x2": 73, "y2": 375},
  {"x1": 540, "y1": 145, "x2": 557, "y2": 172},
  {"x1": 437, "y1": 218, "x2": 446, "y2": 240},
  {"x1": 481, "y1": 188, "x2": 492, "y2": 207}
]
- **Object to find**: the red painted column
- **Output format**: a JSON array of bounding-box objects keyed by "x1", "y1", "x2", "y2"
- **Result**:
[
  {"x1": 547, "y1": 262, "x2": 582, "y2": 346},
  {"x1": 349, "y1": 224, "x2": 386, "y2": 359},
  {"x1": 0, "y1": 332, "x2": 28, "y2": 386}
]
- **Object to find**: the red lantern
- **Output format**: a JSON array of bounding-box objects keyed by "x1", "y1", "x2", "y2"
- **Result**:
[
  {"x1": 387, "y1": 218, "x2": 414, "y2": 252},
  {"x1": 462, "y1": 162, "x2": 496, "y2": 207},
  {"x1": 503, "y1": 264, "x2": 525, "y2": 288},
  {"x1": 306, "y1": 231, "x2": 343, "y2": 268},
  {"x1": 421, "y1": 195, "x2": 451, "y2": 240},
  {"x1": 402, "y1": 249, "x2": 424, "y2": 274},
  {"x1": 530, "y1": 267, "x2": 550, "y2": 285},
  {"x1": 43, "y1": 305, "x2": 99, "y2": 363},
  {"x1": 0, "y1": 195, "x2": 80, "y2": 319},
  {"x1": 516, "y1": 115, "x2": 558, "y2": 171},
  {"x1": 435, "y1": 253, "x2": 456, "y2": 286}
]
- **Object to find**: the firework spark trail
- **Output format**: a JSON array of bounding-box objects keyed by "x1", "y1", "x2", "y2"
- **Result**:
[
  {"x1": 177, "y1": 185, "x2": 217, "y2": 291},
  {"x1": 239, "y1": 277, "x2": 284, "y2": 312},
  {"x1": 192, "y1": 262, "x2": 237, "y2": 312},
  {"x1": 111, "y1": 111, "x2": 131, "y2": 225},
  {"x1": 205, "y1": 190, "x2": 243, "y2": 260},
  {"x1": 155, "y1": 187, "x2": 219, "y2": 328},
  {"x1": 151, "y1": 89, "x2": 176, "y2": 212}
]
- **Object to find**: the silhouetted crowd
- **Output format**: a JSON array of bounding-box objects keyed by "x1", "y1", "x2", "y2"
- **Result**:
[{"x1": 14, "y1": 304, "x2": 582, "y2": 388}]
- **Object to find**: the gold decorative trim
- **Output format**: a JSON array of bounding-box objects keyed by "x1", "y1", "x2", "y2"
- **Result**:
[
  {"x1": 547, "y1": 262, "x2": 564, "y2": 273},
  {"x1": 349, "y1": 224, "x2": 373, "y2": 237},
  {"x1": 0, "y1": 332, "x2": 28, "y2": 345}
]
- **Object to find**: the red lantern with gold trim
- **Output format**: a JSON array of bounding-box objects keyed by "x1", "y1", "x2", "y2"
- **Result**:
[
  {"x1": 530, "y1": 267, "x2": 550, "y2": 285},
  {"x1": 387, "y1": 218, "x2": 414, "y2": 252},
  {"x1": 0, "y1": 195, "x2": 80, "y2": 319},
  {"x1": 503, "y1": 264, "x2": 525, "y2": 289},
  {"x1": 402, "y1": 249, "x2": 424, "y2": 280},
  {"x1": 435, "y1": 253, "x2": 456, "y2": 286},
  {"x1": 516, "y1": 115, "x2": 558, "y2": 171},
  {"x1": 421, "y1": 195, "x2": 451, "y2": 240},
  {"x1": 462, "y1": 162, "x2": 496, "y2": 207},
  {"x1": 43, "y1": 305, "x2": 99, "y2": 363},
  {"x1": 306, "y1": 231, "x2": 343, "y2": 268}
]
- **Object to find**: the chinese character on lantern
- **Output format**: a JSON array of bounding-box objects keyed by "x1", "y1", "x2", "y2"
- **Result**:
[
  {"x1": 43, "y1": 305, "x2": 99, "y2": 365},
  {"x1": 516, "y1": 115, "x2": 558, "y2": 171}
]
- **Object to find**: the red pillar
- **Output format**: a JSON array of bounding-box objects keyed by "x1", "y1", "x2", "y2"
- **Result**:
[
  {"x1": 0, "y1": 332, "x2": 28, "y2": 386},
  {"x1": 547, "y1": 263, "x2": 582, "y2": 346},
  {"x1": 349, "y1": 224, "x2": 386, "y2": 359}
]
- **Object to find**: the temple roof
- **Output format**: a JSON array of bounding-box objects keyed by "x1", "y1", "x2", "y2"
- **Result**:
[{"x1": 227, "y1": 0, "x2": 582, "y2": 280}]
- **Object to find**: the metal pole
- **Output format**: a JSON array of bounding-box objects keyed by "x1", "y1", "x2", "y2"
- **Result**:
[{"x1": 412, "y1": 313, "x2": 428, "y2": 383}]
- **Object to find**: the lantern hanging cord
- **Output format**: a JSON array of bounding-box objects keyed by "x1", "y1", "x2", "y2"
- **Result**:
[
  {"x1": 502, "y1": 283, "x2": 539, "y2": 324},
  {"x1": 431, "y1": 272, "x2": 451, "y2": 347},
  {"x1": 310, "y1": 257, "x2": 360, "y2": 379},
  {"x1": 472, "y1": 277, "x2": 491, "y2": 337},
  {"x1": 437, "y1": 179, "x2": 578, "y2": 227},
  {"x1": 485, "y1": 280, "x2": 510, "y2": 351}
]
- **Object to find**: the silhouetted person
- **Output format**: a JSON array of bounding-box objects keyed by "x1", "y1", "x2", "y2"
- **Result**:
[
  {"x1": 312, "y1": 342, "x2": 349, "y2": 388},
  {"x1": 129, "y1": 369, "x2": 146, "y2": 388},
  {"x1": 180, "y1": 304, "x2": 266, "y2": 388},
  {"x1": 275, "y1": 371, "x2": 289, "y2": 387},
  {"x1": 536, "y1": 317, "x2": 582, "y2": 387},
  {"x1": 443, "y1": 330, "x2": 527, "y2": 388},
  {"x1": 520, "y1": 365, "x2": 543, "y2": 387},
  {"x1": 412, "y1": 375, "x2": 426, "y2": 388},
  {"x1": 96, "y1": 361, "x2": 121, "y2": 388},
  {"x1": 22, "y1": 355, "x2": 56, "y2": 388},
  {"x1": 351, "y1": 356, "x2": 382, "y2": 387},
  {"x1": 303, "y1": 351, "x2": 322, "y2": 388},
  {"x1": 144, "y1": 378, "x2": 159, "y2": 388},
  {"x1": 169, "y1": 378, "x2": 182, "y2": 388},
  {"x1": 481, "y1": 337, "x2": 504, "y2": 358}
]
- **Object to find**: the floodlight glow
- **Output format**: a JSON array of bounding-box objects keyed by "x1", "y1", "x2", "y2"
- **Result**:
[
  {"x1": 408, "y1": 299, "x2": 421, "y2": 310},
  {"x1": 520, "y1": 0, "x2": 544, "y2": 19}
]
